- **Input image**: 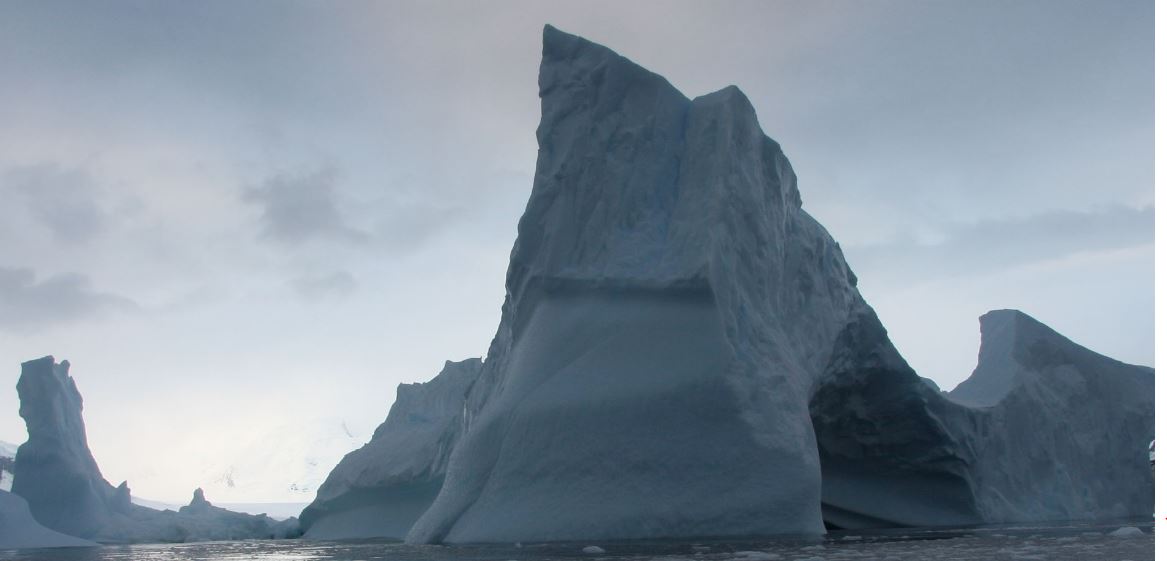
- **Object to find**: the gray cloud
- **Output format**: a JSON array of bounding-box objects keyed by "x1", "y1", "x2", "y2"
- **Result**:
[
  {"x1": 242, "y1": 168, "x2": 367, "y2": 247},
  {"x1": 367, "y1": 201, "x2": 466, "y2": 253},
  {"x1": 289, "y1": 270, "x2": 358, "y2": 300},
  {"x1": 3, "y1": 164, "x2": 105, "y2": 244},
  {"x1": 0, "y1": 1, "x2": 1151, "y2": 499},
  {"x1": 846, "y1": 205, "x2": 1153, "y2": 286},
  {"x1": 0, "y1": 266, "x2": 137, "y2": 331}
]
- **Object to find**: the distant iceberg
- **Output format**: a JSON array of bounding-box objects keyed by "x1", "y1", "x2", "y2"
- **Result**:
[{"x1": 10, "y1": 356, "x2": 300, "y2": 544}]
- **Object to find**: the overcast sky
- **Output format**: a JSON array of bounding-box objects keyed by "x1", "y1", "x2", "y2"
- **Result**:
[{"x1": 0, "y1": 0, "x2": 1153, "y2": 503}]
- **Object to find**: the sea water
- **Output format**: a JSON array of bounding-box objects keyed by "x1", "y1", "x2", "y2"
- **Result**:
[{"x1": 0, "y1": 521, "x2": 1152, "y2": 561}]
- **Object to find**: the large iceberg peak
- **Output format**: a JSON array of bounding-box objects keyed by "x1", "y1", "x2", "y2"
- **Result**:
[
  {"x1": 310, "y1": 25, "x2": 1151, "y2": 545},
  {"x1": 407, "y1": 25, "x2": 873, "y2": 544}
]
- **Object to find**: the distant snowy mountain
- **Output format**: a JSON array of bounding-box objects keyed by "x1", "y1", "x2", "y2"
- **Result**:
[
  {"x1": 193, "y1": 417, "x2": 367, "y2": 504},
  {"x1": 0, "y1": 440, "x2": 16, "y2": 492}
]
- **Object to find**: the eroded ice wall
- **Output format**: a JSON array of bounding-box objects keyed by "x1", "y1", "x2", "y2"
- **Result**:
[
  {"x1": 406, "y1": 25, "x2": 883, "y2": 544},
  {"x1": 311, "y1": 25, "x2": 1152, "y2": 544},
  {"x1": 299, "y1": 358, "x2": 481, "y2": 539},
  {"x1": 13, "y1": 357, "x2": 113, "y2": 538},
  {"x1": 951, "y1": 310, "x2": 1154, "y2": 522}
]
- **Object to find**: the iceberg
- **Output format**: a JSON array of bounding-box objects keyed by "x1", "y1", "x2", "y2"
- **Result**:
[
  {"x1": 0, "y1": 490, "x2": 96, "y2": 549},
  {"x1": 311, "y1": 25, "x2": 1154, "y2": 543},
  {"x1": 949, "y1": 310, "x2": 1154, "y2": 521},
  {"x1": 13, "y1": 357, "x2": 116, "y2": 538},
  {"x1": 299, "y1": 358, "x2": 481, "y2": 539},
  {"x1": 406, "y1": 25, "x2": 915, "y2": 543},
  {"x1": 11, "y1": 356, "x2": 300, "y2": 544}
]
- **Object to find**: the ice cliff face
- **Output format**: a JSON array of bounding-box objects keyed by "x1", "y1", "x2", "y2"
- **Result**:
[
  {"x1": 299, "y1": 358, "x2": 481, "y2": 539},
  {"x1": 11, "y1": 356, "x2": 300, "y2": 544},
  {"x1": 392, "y1": 26, "x2": 1150, "y2": 543},
  {"x1": 808, "y1": 311, "x2": 984, "y2": 529},
  {"x1": 948, "y1": 310, "x2": 1154, "y2": 521},
  {"x1": 405, "y1": 25, "x2": 894, "y2": 544}
]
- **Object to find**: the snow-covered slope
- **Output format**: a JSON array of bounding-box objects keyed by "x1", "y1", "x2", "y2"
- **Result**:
[
  {"x1": 300, "y1": 358, "x2": 481, "y2": 539},
  {"x1": 0, "y1": 490, "x2": 96, "y2": 549},
  {"x1": 11, "y1": 356, "x2": 300, "y2": 543},
  {"x1": 195, "y1": 417, "x2": 366, "y2": 504},
  {"x1": 115, "y1": 415, "x2": 366, "y2": 509},
  {"x1": 0, "y1": 441, "x2": 15, "y2": 492}
]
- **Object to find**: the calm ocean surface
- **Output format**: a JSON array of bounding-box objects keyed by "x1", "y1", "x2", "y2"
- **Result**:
[{"x1": 0, "y1": 521, "x2": 1152, "y2": 561}]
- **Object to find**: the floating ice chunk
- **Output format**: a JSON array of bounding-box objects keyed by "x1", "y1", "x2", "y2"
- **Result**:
[{"x1": 1108, "y1": 526, "x2": 1144, "y2": 537}]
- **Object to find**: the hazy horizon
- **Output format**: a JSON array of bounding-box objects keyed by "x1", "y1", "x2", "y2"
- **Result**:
[{"x1": 0, "y1": 1, "x2": 1153, "y2": 503}]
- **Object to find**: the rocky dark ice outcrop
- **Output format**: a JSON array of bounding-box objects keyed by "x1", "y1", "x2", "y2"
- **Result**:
[
  {"x1": 299, "y1": 358, "x2": 482, "y2": 539},
  {"x1": 11, "y1": 356, "x2": 300, "y2": 544}
]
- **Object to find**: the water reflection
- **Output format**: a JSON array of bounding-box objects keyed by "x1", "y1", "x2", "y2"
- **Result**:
[{"x1": 0, "y1": 521, "x2": 1153, "y2": 561}]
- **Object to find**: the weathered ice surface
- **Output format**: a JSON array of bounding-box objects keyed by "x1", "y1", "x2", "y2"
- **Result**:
[
  {"x1": 809, "y1": 310, "x2": 983, "y2": 529},
  {"x1": 387, "y1": 26, "x2": 1153, "y2": 543},
  {"x1": 948, "y1": 310, "x2": 1155, "y2": 522},
  {"x1": 300, "y1": 359, "x2": 481, "y2": 539},
  {"x1": 0, "y1": 490, "x2": 96, "y2": 549},
  {"x1": 11, "y1": 356, "x2": 300, "y2": 544},
  {"x1": 809, "y1": 309, "x2": 1154, "y2": 529},
  {"x1": 12, "y1": 356, "x2": 112, "y2": 538},
  {"x1": 407, "y1": 25, "x2": 878, "y2": 544}
]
